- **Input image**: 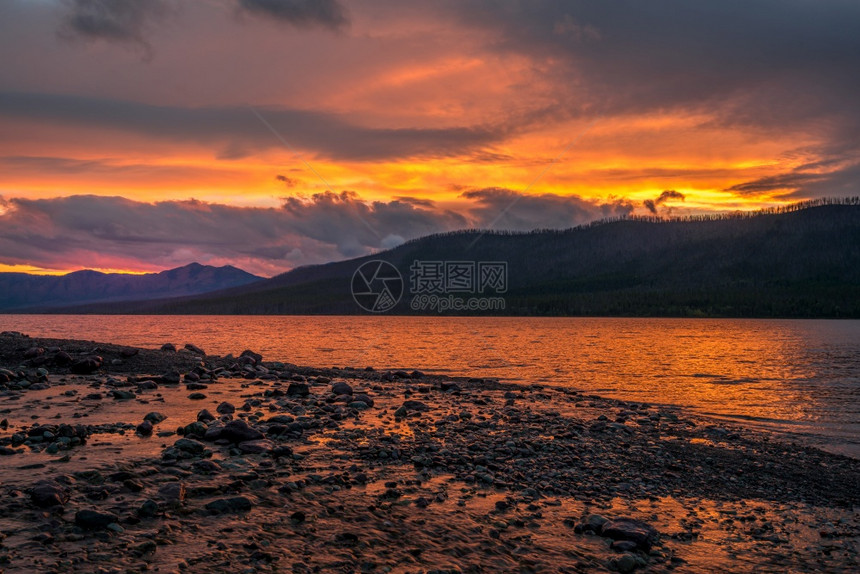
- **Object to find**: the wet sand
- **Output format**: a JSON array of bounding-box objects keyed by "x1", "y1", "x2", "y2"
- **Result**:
[{"x1": 1, "y1": 331, "x2": 858, "y2": 573}]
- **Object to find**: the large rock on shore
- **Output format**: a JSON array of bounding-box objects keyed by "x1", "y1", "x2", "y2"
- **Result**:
[
  {"x1": 30, "y1": 481, "x2": 70, "y2": 508},
  {"x1": 218, "y1": 420, "x2": 264, "y2": 443},
  {"x1": 75, "y1": 509, "x2": 118, "y2": 530},
  {"x1": 600, "y1": 518, "x2": 660, "y2": 551}
]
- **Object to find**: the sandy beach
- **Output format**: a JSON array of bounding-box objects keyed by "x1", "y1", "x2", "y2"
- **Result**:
[{"x1": 1, "y1": 331, "x2": 858, "y2": 573}]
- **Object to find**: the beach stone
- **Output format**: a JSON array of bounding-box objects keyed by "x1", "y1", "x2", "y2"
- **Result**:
[
  {"x1": 184, "y1": 343, "x2": 205, "y2": 355},
  {"x1": 137, "y1": 380, "x2": 158, "y2": 390},
  {"x1": 197, "y1": 409, "x2": 216, "y2": 423},
  {"x1": 611, "y1": 540, "x2": 639, "y2": 552},
  {"x1": 203, "y1": 424, "x2": 224, "y2": 441},
  {"x1": 54, "y1": 351, "x2": 73, "y2": 366},
  {"x1": 271, "y1": 445, "x2": 294, "y2": 459},
  {"x1": 186, "y1": 382, "x2": 208, "y2": 390},
  {"x1": 144, "y1": 412, "x2": 167, "y2": 424},
  {"x1": 136, "y1": 421, "x2": 153, "y2": 436},
  {"x1": 0, "y1": 446, "x2": 18, "y2": 455},
  {"x1": 138, "y1": 499, "x2": 159, "y2": 518},
  {"x1": 440, "y1": 381, "x2": 461, "y2": 392},
  {"x1": 183, "y1": 421, "x2": 207, "y2": 438},
  {"x1": 354, "y1": 393, "x2": 374, "y2": 407},
  {"x1": 238, "y1": 439, "x2": 274, "y2": 454},
  {"x1": 160, "y1": 371, "x2": 181, "y2": 384},
  {"x1": 188, "y1": 392, "x2": 207, "y2": 400},
  {"x1": 332, "y1": 382, "x2": 353, "y2": 395},
  {"x1": 30, "y1": 481, "x2": 69, "y2": 508},
  {"x1": 24, "y1": 347, "x2": 45, "y2": 359},
  {"x1": 615, "y1": 553, "x2": 638, "y2": 573},
  {"x1": 192, "y1": 459, "x2": 221, "y2": 474},
  {"x1": 221, "y1": 420, "x2": 264, "y2": 443},
  {"x1": 75, "y1": 509, "x2": 118, "y2": 530},
  {"x1": 287, "y1": 383, "x2": 310, "y2": 397},
  {"x1": 205, "y1": 496, "x2": 253, "y2": 514},
  {"x1": 71, "y1": 356, "x2": 102, "y2": 374},
  {"x1": 217, "y1": 401, "x2": 236, "y2": 414},
  {"x1": 240, "y1": 350, "x2": 263, "y2": 365},
  {"x1": 160, "y1": 343, "x2": 176, "y2": 352},
  {"x1": 158, "y1": 482, "x2": 187, "y2": 503},
  {"x1": 111, "y1": 390, "x2": 136, "y2": 400},
  {"x1": 174, "y1": 438, "x2": 205, "y2": 455},
  {"x1": 601, "y1": 518, "x2": 660, "y2": 551}
]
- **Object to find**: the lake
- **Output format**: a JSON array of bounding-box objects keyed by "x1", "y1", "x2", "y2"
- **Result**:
[{"x1": 1, "y1": 315, "x2": 858, "y2": 457}]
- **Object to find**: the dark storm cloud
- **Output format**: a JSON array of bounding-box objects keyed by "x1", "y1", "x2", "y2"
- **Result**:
[
  {"x1": 237, "y1": 0, "x2": 348, "y2": 30},
  {"x1": 0, "y1": 92, "x2": 506, "y2": 161},
  {"x1": 726, "y1": 152, "x2": 860, "y2": 198},
  {"x1": 643, "y1": 190, "x2": 685, "y2": 215},
  {"x1": 0, "y1": 190, "x2": 629, "y2": 273},
  {"x1": 450, "y1": 0, "x2": 860, "y2": 197},
  {"x1": 59, "y1": 0, "x2": 170, "y2": 54},
  {"x1": 462, "y1": 187, "x2": 633, "y2": 231}
]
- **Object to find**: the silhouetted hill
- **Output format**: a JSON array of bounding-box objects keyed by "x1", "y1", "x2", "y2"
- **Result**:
[
  {"x1": 0, "y1": 263, "x2": 263, "y2": 311},
  {"x1": 43, "y1": 199, "x2": 860, "y2": 317}
]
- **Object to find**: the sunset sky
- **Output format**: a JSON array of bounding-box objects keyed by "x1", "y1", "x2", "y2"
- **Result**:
[{"x1": 1, "y1": 0, "x2": 858, "y2": 276}]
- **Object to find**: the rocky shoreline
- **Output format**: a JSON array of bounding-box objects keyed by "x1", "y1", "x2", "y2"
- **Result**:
[{"x1": 0, "y1": 331, "x2": 858, "y2": 573}]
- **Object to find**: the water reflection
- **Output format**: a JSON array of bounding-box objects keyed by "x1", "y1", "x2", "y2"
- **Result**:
[{"x1": 1, "y1": 315, "x2": 858, "y2": 455}]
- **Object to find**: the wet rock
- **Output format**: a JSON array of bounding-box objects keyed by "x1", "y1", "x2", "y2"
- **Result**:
[
  {"x1": 238, "y1": 439, "x2": 274, "y2": 454},
  {"x1": 138, "y1": 499, "x2": 159, "y2": 518},
  {"x1": 30, "y1": 481, "x2": 70, "y2": 508},
  {"x1": 174, "y1": 438, "x2": 205, "y2": 456},
  {"x1": 160, "y1": 371, "x2": 181, "y2": 384},
  {"x1": 71, "y1": 356, "x2": 102, "y2": 374},
  {"x1": 24, "y1": 347, "x2": 45, "y2": 359},
  {"x1": 611, "y1": 540, "x2": 639, "y2": 552},
  {"x1": 203, "y1": 424, "x2": 224, "y2": 441},
  {"x1": 158, "y1": 482, "x2": 187, "y2": 504},
  {"x1": 220, "y1": 420, "x2": 264, "y2": 443},
  {"x1": 184, "y1": 343, "x2": 205, "y2": 355},
  {"x1": 614, "y1": 553, "x2": 638, "y2": 573},
  {"x1": 54, "y1": 351, "x2": 73, "y2": 366},
  {"x1": 601, "y1": 518, "x2": 660, "y2": 551},
  {"x1": 160, "y1": 343, "x2": 177, "y2": 352},
  {"x1": 136, "y1": 380, "x2": 159, "y2": 390},
  {"x1": 188, "y1": 392, "x2": 207, "y2": 400},
  {"x1": 132, "y1": 540, "x2": 157, "y2": 557},
  {"x1": 111, "y1": 390, "x2": 136, "y2": 400},
  {"x1": 205, "y1": 496, "x2": 253, "y2": 514},
  {"x1": 182, "y1": 421, "x2": 207, "y2": 438},
  {"x1": 287, "y1": 383, "x2": 310, "y2": 397},
  {"x1": 354, "y1": 393, "x2": 374, "y2": 407},
  {"x1": 144, "y1": 412, "x2": 167, "y2": 424},
  {"x1": 136, "y1": 421, "x2": 153, "y2": 436},
  {"x1": 440, "y1": 381, "x2": 461, "y2": 392},
  {"x1": 197, "y1": 409, "x2": 215, "y2": 423},
  {"x1": 240, "y1": 350, "x2": 263, "y2": 365},
  {"x1": 217, "y1": 401, "x2": 236, "y2": 415},
  {"x1": 271, "y1": 445, "x2": 294, "y2": 459},
  {"x1": 332, "y1": 382, "x2": 353, "y2": 396},
  {"x1": 0, "y1": 446, "x2": 19, "y2": 455},
  {"x1": 186, "y1": 382, "x2": 208, "y2": 391},
  {"x1": 75, "y1": 509, "x2": 118, "y2": 530},
  {"x1": 192, "y1": 459, "x2": 221, "y2": 474}
]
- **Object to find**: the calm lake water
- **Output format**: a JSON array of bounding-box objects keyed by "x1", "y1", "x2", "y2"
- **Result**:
[{"x1": 2, "y1": 315, "x2": 859, "y2": 457}]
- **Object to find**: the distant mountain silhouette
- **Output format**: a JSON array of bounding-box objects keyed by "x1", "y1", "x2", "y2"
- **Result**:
[
  {"x1": 0, "y1": 263, "x2": 263, "y2": 311},
  {"x1": 31, "y1": 200, "x2": 860, "y2": 318}
]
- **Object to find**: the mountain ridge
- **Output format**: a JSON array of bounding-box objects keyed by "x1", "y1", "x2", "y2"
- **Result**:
[
  {"x1": 0, "y1": 262, "x2": 263, "y2": 311},
  {"x1": 32, "y1": 200, "x2": 860, "y2": 318}
]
